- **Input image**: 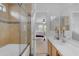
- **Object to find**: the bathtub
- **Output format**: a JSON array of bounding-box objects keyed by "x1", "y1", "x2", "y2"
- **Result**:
[{"x1": 0, "y1": 44, "x2": 28, "y2": 56}]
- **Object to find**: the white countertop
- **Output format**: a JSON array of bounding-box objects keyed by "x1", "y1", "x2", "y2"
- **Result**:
[{"x1": 47, "y1": 34, "x2": 79, "y2": 56}]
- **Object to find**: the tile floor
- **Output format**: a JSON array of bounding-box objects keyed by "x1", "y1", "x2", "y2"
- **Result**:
[{"x1": 36, "y1": 37, "x2": 47, "y2": 56}]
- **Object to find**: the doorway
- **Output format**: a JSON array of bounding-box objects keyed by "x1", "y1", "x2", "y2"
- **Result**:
[{"x1": 35, "y1": 18, "x2": 48, "y2": 56}]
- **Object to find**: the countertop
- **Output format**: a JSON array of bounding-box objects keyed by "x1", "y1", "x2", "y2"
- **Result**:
[{"x1": 46, "y1": 34, "x2": 79, "y2": 56}]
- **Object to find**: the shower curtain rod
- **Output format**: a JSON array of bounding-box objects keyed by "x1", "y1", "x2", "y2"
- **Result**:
[{"x1": 0, "y1": 20, "x2": 20, "y2": 24}]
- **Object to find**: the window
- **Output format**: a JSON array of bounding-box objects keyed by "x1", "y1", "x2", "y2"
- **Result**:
[
  {"x1": 0, "y1": 5, "x2": 3, "y2": 12},
  {"x1": 0, "y1": 4, "x2": 6, "y2": 12}
]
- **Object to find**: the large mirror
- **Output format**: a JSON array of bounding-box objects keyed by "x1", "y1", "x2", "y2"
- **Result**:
[{"x1": 48, "y1": 16, "x2": 70, "y2": 42}]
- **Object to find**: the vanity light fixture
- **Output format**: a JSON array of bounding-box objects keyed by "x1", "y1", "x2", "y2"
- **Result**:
[{"x1": 43, "y1": 18, "x2": 46, "y2": 24}]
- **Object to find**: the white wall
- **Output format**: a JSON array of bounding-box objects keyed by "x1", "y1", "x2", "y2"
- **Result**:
[
  {"x1": 34, "y1": 3, "x2": 79, "y2": 16},
  {"x1": 71, "y1": 13, "x2": 79, "y2": 41},
  {"x1": 72, "y1": 13, "x2": 79, "y2": 34}
]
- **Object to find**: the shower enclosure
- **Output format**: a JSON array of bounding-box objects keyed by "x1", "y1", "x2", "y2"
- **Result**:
[{"x1": 0, "y1": 3, "x2": 31, "y2": 56}]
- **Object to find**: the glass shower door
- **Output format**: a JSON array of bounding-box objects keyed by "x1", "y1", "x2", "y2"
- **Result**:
[
  {"x1": 18, "y1": 4, "x2": 29, "y2": 55},
  {"x1": 0, "y1": 3, "x2": 31, "y2": 56}
]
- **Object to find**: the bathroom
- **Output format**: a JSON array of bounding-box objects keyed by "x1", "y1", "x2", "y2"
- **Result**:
[{"x1": 1, "y1": 3, "x2": 79, "y2": 56}]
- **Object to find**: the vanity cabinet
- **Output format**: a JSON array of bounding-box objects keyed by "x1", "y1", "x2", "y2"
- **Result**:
[{"x1": 48, "y1": 40, "x2": 62, "y2": 56}]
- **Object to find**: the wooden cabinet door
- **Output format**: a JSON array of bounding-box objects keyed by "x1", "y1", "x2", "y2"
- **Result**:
[
  {"x1": 52, "y1": 44, "x2": 57, "y2": 56},
  {"x1": 48, "y1": 40, "x2": 52, "y2": 56},
  {"x1": 48, "y1": 40, "x2": 62, "y2": 56}
]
